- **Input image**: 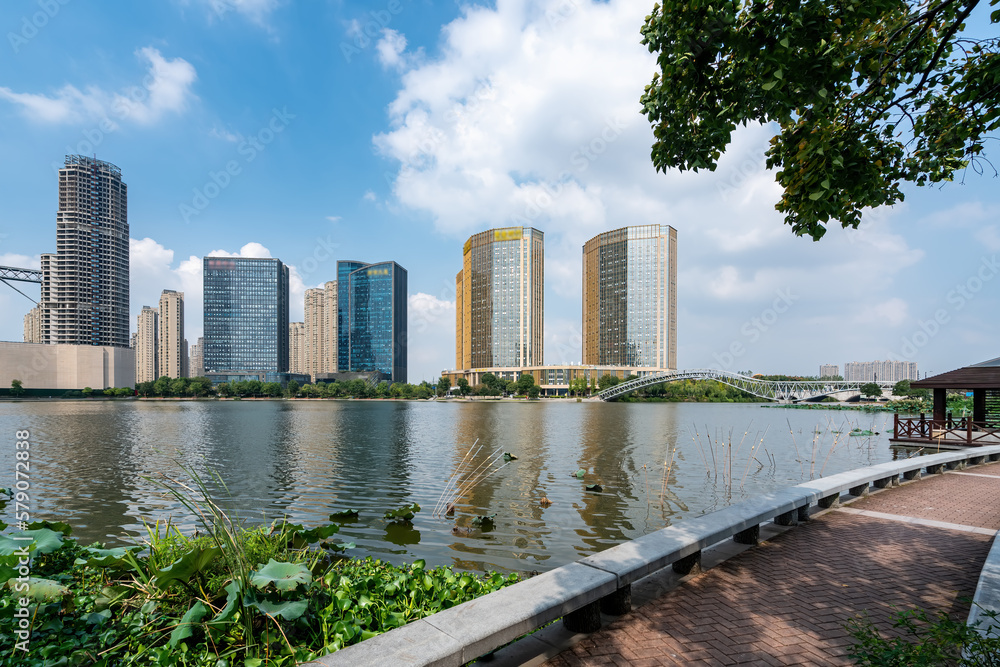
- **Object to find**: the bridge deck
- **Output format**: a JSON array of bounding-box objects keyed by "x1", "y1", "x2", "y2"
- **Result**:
[{"x1": 542, "y1": 464, "x2": 1000, "y2": 666}]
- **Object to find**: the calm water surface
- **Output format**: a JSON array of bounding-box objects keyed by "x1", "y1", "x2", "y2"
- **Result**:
[{"x1": 0, "y1": 400, "x2": 896, "y2": 573}]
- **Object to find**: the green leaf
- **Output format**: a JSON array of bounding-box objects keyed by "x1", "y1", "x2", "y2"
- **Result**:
[
  {"x1": 75, "y1": 545, "x2": 143, "y2": 570},
  {"x1": 154, "y1": 545, "x2": 222, "y2": 590},
  {"x1": 250, "y1": 559, "x2": 312, "y2": 592},
  {"x1": 761, "y1": 80, "x2": 777, "y2": 91},
  {"x1": 7, "y1": 577, "x2": 70, "y2": 602},
  {"x1": 169, "y1": 600, "x2": 210, "y2": 647},
  {"x1": 821, "y1": 179, "x2": 831, "y2": 189},
  {"x1": 573, "y1": 469, "x2": 586, "y2": 478},
  {"x1": 779, "y1": 37, "x2": 789, "y2": 48},
  {"x1": 0, "y1": 528, "x2": 63, "y2": 556},
  {"x1": 329, "y1": 509, "x2": 359, "y2": 521},
  {"x1": 808, "y1": 191, "x2": 824, "y2": 200},
  {"x1": 247, "y1": 598, "x2": 308, "y2": 620},
  {"x1": 384, "y1": 503, "x2": 421, "y2": 521},
  {"x1": 26, "y1": 520, "x2": 73, "y2": 536}
]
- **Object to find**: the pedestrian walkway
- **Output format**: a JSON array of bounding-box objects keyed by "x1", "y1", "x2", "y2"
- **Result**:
[{"x1": 536, "y1": 465, "x2": 1000, "y2": 666}]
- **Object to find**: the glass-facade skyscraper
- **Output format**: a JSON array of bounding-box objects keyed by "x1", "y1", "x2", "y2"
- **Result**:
[
  {"x1": 203, "y1": 257, "x2": 289, "y2": 376},
  {"x1": 455, "y1": 227, "x2": 544, "y2": 369},
  {"x1": 582, "y1": 225, "x2": 677, "y2": 370},
  {"x1": 336, "y1": 260, "x2": 407, "y2": 383}
]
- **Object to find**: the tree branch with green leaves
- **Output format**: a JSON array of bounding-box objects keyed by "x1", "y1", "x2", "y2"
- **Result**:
[{"x1": 640, "y1": 0, "x2": 1000, "y2": 240}]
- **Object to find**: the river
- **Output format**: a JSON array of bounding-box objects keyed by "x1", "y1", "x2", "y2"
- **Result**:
[{"x1": 0, "y1": 399, "x2": 895, "y2": 573}]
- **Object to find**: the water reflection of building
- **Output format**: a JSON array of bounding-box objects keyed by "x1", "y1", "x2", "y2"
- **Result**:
[{"x1": 443, "y1": 365, "x2": 666, "y2": 397}]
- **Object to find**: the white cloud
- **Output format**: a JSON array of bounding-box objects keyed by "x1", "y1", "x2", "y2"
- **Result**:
[
  {"x1": 0, "y1": 47, "x2": 196, "y2": 126},
  {"x1": 374, "y1": 0, "x2": 933, "y2": 375},
  {"x1": 377, "y1": 29, "x2": 409, "y2": 70},
  {"x1": 129, "y1": 239, "x2": 308, "y2": 348},
  {"x1": 363, "y1": 190, "x2": 377, "y2": 202},
  {"x1": 209, "y1": 126, "x2": 242, "y2": 142},
  {"x1": 325, "y1": 216, "x2": 342, "y2": 223},
  {"x1": 976, "y1": 225, "x2": 1000, "y2": 252},
  {"x1": 189, "y1": 0, "x2": 282, "y2": 27},
  {"x1": 0, "y1": 253, "x2": 41, "y2": 270},
  {"x1": 408, "y1": 293, "x2": 455, "y2": 381}
]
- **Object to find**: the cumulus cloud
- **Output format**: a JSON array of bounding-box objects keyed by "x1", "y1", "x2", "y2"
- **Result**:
[
  {"x1": 129, "y1": 239, "x2": 306, "y2": 349},
  {"x1": 408, "y1": 293, "x2": 455, "y2": 382},
  {"x1": 376, "y1": 29, "x2": 409, "y2": 70},
  {"x1": 0, "y1": 47, "x2": 196, "y2": 126},
  {"x1": 373, "y1": 0, "x2": 934, "y2": 373}
]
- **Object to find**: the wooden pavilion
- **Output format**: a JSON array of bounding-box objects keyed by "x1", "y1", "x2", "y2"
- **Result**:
[{"x1": 891, "y1": 356, "x2": 1000, "y2": 447}]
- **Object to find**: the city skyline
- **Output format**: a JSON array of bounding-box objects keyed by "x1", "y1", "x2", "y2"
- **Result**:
[{"x1": 0, "y1": 2, "x2": 997, "y2": 382}]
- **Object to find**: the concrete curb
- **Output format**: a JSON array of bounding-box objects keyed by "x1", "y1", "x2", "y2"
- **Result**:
[{"x1": 302, "y1": 445, "x2": 1000, "y2": 666}]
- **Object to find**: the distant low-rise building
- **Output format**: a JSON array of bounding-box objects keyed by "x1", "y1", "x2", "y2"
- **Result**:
[{"x1": 0, "y1": 342, "x2": 134, "y2": 392}]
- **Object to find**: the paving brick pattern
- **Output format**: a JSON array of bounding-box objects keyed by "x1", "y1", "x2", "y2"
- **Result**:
[
  {"x1": 850, "y1": 469, "x2": 1000, "y2": 530},
  {"x1": 545, "y1": 469, "x2": 998, "y2": 666}
]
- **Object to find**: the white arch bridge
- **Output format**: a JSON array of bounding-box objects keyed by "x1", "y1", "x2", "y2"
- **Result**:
[{"x1": 596, "y1": 369, "x2": 897, "y2": 403}]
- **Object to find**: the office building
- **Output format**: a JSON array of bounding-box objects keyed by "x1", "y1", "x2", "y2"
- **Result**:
[
  {"x1": 135, "y1": 305, "x2": 159, "y2": 384},
  {"x1": 819, "y1": 364, "x2": 839, "y2": 378},
  {"x1": 337, "y1": 260, "x2": 407, "y2": 383},
  {"x1": 289, "y1": 322, "x2": 306, "y2": 375},
  {"x1": 582, "y1": 225, "x2": 677, "y2": 370},
  {"x1": 203, "y1": 256, "x2": 289, "y2": 380},
  {"x1": 844, "y1": 360, "x2": 918, "y2": 383},
  {"x1": 189, "y1": 337, "x2": 204, "y2": 378},
  {"x1": 39, "y1": 155, "x2": 129, "y2": 347},
  {"x1": 455, "y1": 227, "x2": 544, "y2": 370},
  {"x1": 158, "y1": 290, "x2": 186, "y2": 379},
  {"x1": 304, "y1": 281, "x2": 337, "y2": 380}
]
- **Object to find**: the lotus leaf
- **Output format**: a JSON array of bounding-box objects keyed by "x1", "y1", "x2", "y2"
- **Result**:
[
  {"x1": 75, "y1": 545, "x2": 142, "y2": 569},
  {"x1": 251, "y1": 559, "x2": 312, "y2": 591},
  {"x1": 27, "y1": 520, "x2": 73, "y2": 536},
  {"x1": 247, "y1": 597, "x2": 308, "y2": 620},
  {"x1": 503, "y1": 452, "x2": 518, "y2": 461},
  {"x1": 384, "y1": 503, "x2": 420, "y2": 521},
  {"x1": 585, "y1": 484, "x2": 603, "y2": 492},
  {"x1": 573, "y1": 469, "x2": 586, "y2": 478},
  {"x1": 154, "y1": 545, "x2": 222, "y2": 590},
  {"x1": 471, "y1": 514, "x2": 496, "y2": 530},
  {"x1": 169, "y1": 600, "x2": 210, "y2": 647},
  {"x1": 7, "y1": 576, "x2": 70, "y2": 602},
  {"x1": 329, "y1": 509, "x2": 359, "y2": 521},
  {"x1": 0, "y1": 528, "x2": 63, "y2": 556}
]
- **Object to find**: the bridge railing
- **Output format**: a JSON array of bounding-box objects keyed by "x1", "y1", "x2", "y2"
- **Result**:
[{"x1": 597, "y1": 369, "x2": 896, "y2": 402}]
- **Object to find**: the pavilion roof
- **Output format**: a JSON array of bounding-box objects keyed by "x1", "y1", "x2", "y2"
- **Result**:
[{"x1": 911, "y1": 357, "x2": 1000, "y2": 389}]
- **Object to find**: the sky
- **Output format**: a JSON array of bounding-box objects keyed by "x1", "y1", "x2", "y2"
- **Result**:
[{"x1": 0, "y1": 0, "x2": 997, "y2": 383}]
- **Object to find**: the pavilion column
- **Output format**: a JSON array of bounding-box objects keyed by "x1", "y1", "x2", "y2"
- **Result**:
[
  {"x1": 934, "y1": 388, "x2": 947, "y2": 423},
  {"x1": 974, "y1": 389, "x2": 986, "y2": 424}
]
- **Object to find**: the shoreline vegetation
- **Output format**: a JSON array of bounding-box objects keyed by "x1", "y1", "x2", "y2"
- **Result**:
[
  {"x1": 0, "y1": 470, "x2": 519, "y2": 666},
  {"x1": 5, "y1": 377, "x2": 975, "y2": 414}
]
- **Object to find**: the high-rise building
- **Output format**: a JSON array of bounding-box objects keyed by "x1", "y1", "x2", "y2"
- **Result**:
[
  {"x1": 23, "y1": 306, "x2": 41, "y2": 343},
  {"x1": 40, "y1": 155, "x2": 129, "y2": 347},
  {"x1": 304, "y1": 281, "x2": 337, "y2": 380},
  {"x1": 158, "y1": 290, "x2": 186, "y2": 379},
  {"x1": 203, "y1": 257, "x2": 289, "y2": 378},
  {"x1": 819, "y1": 364, "x2": 840, "y2": 378},
  {"x1": 189, "y1": 337, "x2": 204, "y2": 378},
  {"x1": 289, "y1": 322, "x2": 306, "y2": 375},
  {"x1": 136, "y1": 305, "x2": 159, "y2": 384},
  {"x1": 337, "y1": 260, "x2": 407, "y2": 383},
  {"x1": 455, "y1": 227, "x2": 544, "y2": 370},
  {"x1": 582, "y1": 225, "x2": 677, "y2": 370},
  {"x1": 844, "y1": 360, "x2": 918, "y2": 383}
]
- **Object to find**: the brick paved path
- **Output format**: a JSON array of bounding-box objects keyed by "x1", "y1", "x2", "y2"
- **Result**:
[{"x1": 545, "y1": 465, "x2": 1000, "y2": 666}]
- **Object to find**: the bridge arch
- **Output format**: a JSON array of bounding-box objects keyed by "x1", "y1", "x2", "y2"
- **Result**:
[{"x1": 596, "y1": 369, "x2": 896, "y2": 403}]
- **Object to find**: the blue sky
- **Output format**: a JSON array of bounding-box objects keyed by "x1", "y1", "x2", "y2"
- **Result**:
[{"x1": 0, "y1": 0, "x2": 997, "y2": 383}]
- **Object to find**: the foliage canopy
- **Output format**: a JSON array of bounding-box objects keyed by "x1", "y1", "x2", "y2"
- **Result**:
[{"x1": 640, "y1": 0, "x2": 1000, "y2": 240}]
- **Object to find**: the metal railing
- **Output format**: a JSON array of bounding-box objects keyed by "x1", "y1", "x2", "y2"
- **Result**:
[{"x1": 597, "y1": 369, "x2": 896, "y2": 403}]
